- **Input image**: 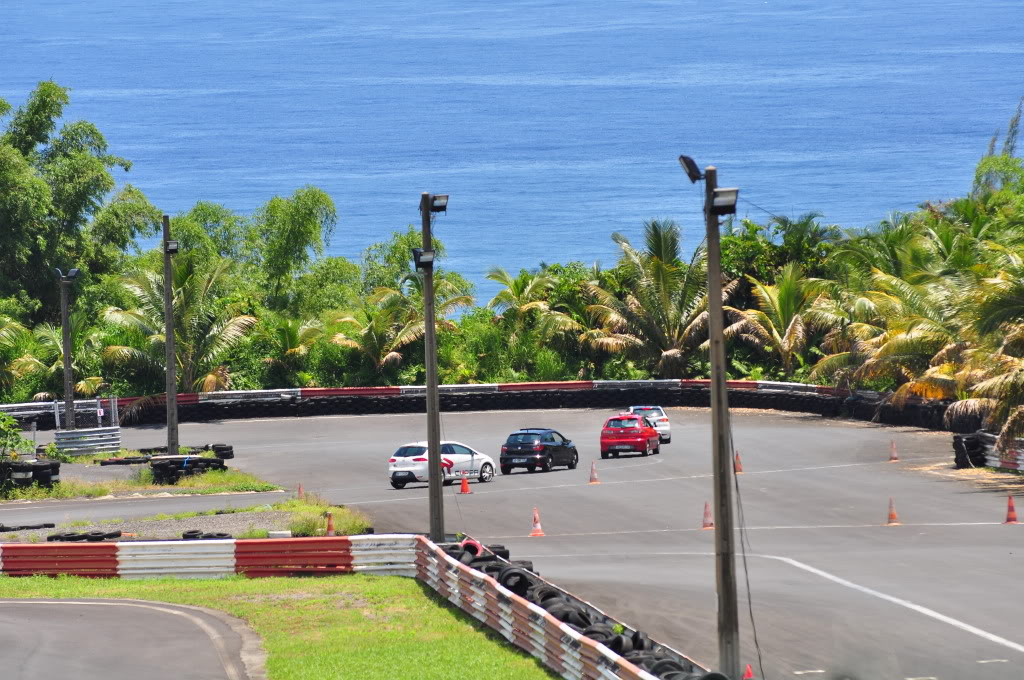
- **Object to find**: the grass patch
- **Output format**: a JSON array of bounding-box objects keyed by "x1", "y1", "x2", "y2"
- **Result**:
[
  {"x1": 0, "y1": 468, "x2": 280, "y2": 501},
  {"x1": 236, "y1": 528, "x2": 270, "y2": 539},
  {"x1": 0, "y1": 575, "x2": 556, "y2": 680}
]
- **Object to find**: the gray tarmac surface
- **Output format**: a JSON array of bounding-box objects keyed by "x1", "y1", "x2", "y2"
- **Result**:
[
  {"x1": 29, "y1": 406, "x2": 1024, "y2": 679},
  {"x1": 0, "y1": 599, "x2": 263, "y2": 680}
]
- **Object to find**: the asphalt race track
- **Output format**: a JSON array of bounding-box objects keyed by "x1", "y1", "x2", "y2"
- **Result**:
[
  {"x1": 0, "y1": 599, "x2": 260, "y2": 680},
  {"x1": 32, "y1": 406, "x2": 1024, "y2": 679}
]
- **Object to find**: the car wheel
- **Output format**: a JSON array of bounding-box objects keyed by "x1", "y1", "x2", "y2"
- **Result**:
[
  {"x1": 443, "y1": 479, "x2": 455, "y2": 486},
  {"x1": 613, "y1": 452, "x2": 620, "y2": 459},
  {"x1": 478, "y1": 463, "x2": 494, "y2": 483},
  {"x1": 540, "y1": 456, "x2": 553, "y2": 472},
  {"x1": 642, "y1": 445, "x2": 650, "y2": 457},
  {"x1": 601, "y1": 451, "x2": 609, "y2": 460},
  {"x1": 527, "y1": 465, "x2": 537, "y2": 473},
  {"x1": 568, "y1": 452, "x2": 578, "y2": 469},
  {"x1": 390, "y1": 480, "x2": 406, "y2": 489},
  {"x1": 500, "y1": 465, "x2": 512, "y2": 475},
  {"x1": 654, "y1": 444, "x2": 661, "y2": 456}
]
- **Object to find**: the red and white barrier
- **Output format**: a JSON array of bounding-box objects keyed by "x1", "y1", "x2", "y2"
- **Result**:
[{"x1": 0, "y1": 533, "x2": 704, "y2": 679}]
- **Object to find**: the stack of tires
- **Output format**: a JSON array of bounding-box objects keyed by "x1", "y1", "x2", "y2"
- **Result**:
[
  {"x1": 151, "y1": 457, "x2": 227, "y2": 484},
  {"x1": 211, "y1": 444, "x2": 234, "y2": 459},
  {"x1": 48, "y1": 530, "x2": 122, "y2": 542},
  {"x1": 953, "y1": 433, "x2": 987, "y2": 468},
  {"x1": 2, "y1": 460, "x2": 60, "y2": 488}
]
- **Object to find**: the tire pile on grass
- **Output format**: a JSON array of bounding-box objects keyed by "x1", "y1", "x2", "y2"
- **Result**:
[
  {"x1": 48, "y1": 530, "x2": 121, "y2": 542},
  {"x1": 443, "y1": 540, "x2": 724, "y2": 680},
  {"x1": 151, "y1": 457, "x2": 227, "y2": 484},
  {"x1": 1, "y1": 460, "x2": 60, "y2": 488}
]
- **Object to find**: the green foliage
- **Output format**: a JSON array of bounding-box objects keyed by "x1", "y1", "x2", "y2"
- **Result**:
[
  {"x1": 0, "y1": 413, "x2": 33, "y2": 459},
  {"x1": 254, "y1": 186, "x2": 337, "y2": 301}
]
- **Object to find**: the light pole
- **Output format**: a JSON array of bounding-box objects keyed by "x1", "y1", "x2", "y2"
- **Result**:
[
  {"x1": 680, "y1": 155, "x2": 741, "y2": 680},
  {"x1": 54, "y1": 267, "x2": 81, "y2": 430},
  {"x1": 415, "y1": 192, "x2": 448, "y2": 543},
  {"x1": 162, "y1": 215, "x2": 180, "y2": 455}
]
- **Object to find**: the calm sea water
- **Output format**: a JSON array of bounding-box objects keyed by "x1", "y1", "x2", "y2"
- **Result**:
[{"x1": 4, "y1": 1, "x2": 1024, "y2": 302}]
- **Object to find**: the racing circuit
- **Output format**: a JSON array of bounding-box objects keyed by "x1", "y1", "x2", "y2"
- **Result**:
[{"x1": 18, "y1": 406, "x2": 1024, "y2": 680}]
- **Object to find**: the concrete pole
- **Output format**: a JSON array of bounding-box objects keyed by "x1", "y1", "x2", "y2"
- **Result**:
[
  {"x1": 163, "y1": 215, "x2": 179, "y2": 455},
  {"x1": 420, "y1": 193, "x2": 445, "y2": 543},
  {"x1": 704, "y1": 166, "x2": 740, "y2": 679},
  {"x1": 59, "y1": 277, "x2": 76, "y2": 430}
]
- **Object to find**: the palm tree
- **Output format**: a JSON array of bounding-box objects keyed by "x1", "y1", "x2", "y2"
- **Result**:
[
  {"x1": 807, "y1": 276, "x2": 886, "y2": 389},
  {"x1": 0, "y1": 317, "x2": 31, "y2": 393},
  {"x1": 588, "y1": 220, "x2": 727, "y2": 378},
  {"x1": 10, "y1": 310, "x2": 107, "y2": 399},
  {"x1": 330, "y1": 305, "x2": 422, "y2": 373},
  {"x1": 486, "y1": 268, "x2": 554, "y2": 328},
  {"x1": 261, "y1": 317, "x2": 323, "y2": 386},
  {"x1": 536, "y1": 298, "x2": 641, "y2": 378},
  {"x1": 734, "y1": 263, "x2": 822, "y2": 376},
  {"x1": 371, "y1": 270, "x2": 473, "y2": 327},
  {"x1": 103, "y1": 255, "x2": 257, "y2": 392}
]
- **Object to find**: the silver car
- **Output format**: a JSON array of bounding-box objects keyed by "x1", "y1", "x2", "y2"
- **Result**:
[{"x1": 628, "y1": 406, "x2": 671, "y2": 443}]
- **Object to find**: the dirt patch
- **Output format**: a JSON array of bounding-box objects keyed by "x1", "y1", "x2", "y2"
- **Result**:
[{"x1": 908, "y1": 460, "x2": 1024, "y2": 493}]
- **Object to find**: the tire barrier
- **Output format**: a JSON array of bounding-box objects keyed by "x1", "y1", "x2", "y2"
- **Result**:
[
  {"x1": 0, "y1": 522, "x2": 56, "y2": 532},
  {"x1": 953, "y1": 431, "x2": 1024, "y2": 471},
  {"x1": 47, "y1": 531, "x2": 121, "y2": 542},
  {"x1": 0, "y1": 460, "x2": 60, "y2": 488},
  {"x1": 418, "y1": 537, "x2": 716, "y2": 680},
  {"x1": 150, "y1": 456, "x2": 227, "y2": 484}
]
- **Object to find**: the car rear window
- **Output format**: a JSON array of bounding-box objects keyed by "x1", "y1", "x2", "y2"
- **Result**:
[
  {"x1": 506, "y1": 433, "x2": 541, "y2": 444},
  {"x1": 605, "y1": 418, "x2": 639, "y2": 429},
  {"x1": 633, "y1": 407, "x2": 664, "y2": 418},
  {"x1": 393, "y1": 446, "x2": 427, "y2": 457}
]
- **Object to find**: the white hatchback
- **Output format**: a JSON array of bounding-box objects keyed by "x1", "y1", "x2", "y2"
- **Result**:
[
  {"x1": 628, "y1": 406, "x2": 671, "y2": 443},
  {"x1": 388, "y1": 440, "x2": 496, "y2": 489}
]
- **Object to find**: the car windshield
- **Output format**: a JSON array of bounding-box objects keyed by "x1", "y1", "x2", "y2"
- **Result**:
[
  {"x1": 506, "y1": 433, "x2": 541, "y2": 444},
  {"x1": 606, "y1": 418, "x2": 639, "y2": 429},
  {"x1": 633, "y1": 407, "x2": 664, "y2": 418},
  {"x1": 392, "y1": 446, "x2": 427, "y2": 457}
]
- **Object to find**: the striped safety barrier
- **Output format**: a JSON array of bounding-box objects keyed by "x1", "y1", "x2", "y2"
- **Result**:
[{"x1": 0, "y1": 533, "x2": 706, "y2": 679}]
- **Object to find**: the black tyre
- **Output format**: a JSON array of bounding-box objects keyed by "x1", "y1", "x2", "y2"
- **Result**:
[
  {"x1": 526, "y1": 465, "x2": 536, "y2": 473},
  {"x1": 478, "y1": 463, "x2": 494, "y2": 483},
  {"x1": 442, "y1": 478, "x2": 455, "y2": 486},
  {"x1": 390, "y1": 480, "x2": 407, "y2": 489},
  {"x1": 85, "y1": 531, "x2": 107, "y2": 542},
  {"x1": 601, "y1": 451, "x2": 609, "y2": 460},
  {"x1": 64, "y1": 532, "x2": 87, "y2": 542},
  {"x1": 202, "y1": 532, "x2": 232, "y2": 540},
  {"x1": 567, "y1": 451, "x2": 578, "y2": 470},
  {"x1": 540, "y1": 456, "x2": 552, "y2": 472},
  {"x1": 653, "y1": 445, "x2": 660, "y2": 456},
  {"x1": 642, "y1": 445, "x2": 650, "y2": 457},
  {"x1": 46, "y1": 534, "x2": 62, "y2": 542},
  {"x1": 500, "y1": 465, "x2": 512, "y2": 475},
  {"x1": 182, "y1": 529, "x2": 204, "y2": 540},
  {"x1": 103, "y1": 530, "x2": 122, "y2": 539}
]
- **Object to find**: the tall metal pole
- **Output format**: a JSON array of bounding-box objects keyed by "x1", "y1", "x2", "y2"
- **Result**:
[
  {"x1": 59, "y1": 277, "x2": 76, "y2": 430},
  {"x1": 704, "y1": 166, "x2": 740, "y2": 679},
  {"x1": 420, "y1": 193, "x2": 445, "y2": 542},
  {"x1": 162, "y1": 215, "x2": 179, "y2": 455}
]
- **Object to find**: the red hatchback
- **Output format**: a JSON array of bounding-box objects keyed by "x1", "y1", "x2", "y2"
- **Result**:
[{"x1": 600, "y1": 413, "x2": 661, "y2": 459}]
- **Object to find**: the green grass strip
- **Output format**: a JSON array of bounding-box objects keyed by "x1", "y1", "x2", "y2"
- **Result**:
[{"x1": 0, "y1": 575, "x2": 556, "y2": 680}]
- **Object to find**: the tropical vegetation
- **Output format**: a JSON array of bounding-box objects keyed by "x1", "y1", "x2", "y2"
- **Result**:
[{"x1": 3, "y1": 82, "x2": 1024, "y2": 443}]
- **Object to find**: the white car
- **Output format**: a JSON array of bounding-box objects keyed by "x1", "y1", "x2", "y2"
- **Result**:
[
  {"x1": 628, "y1": 405, "x2": 671, "y2": 443},
  {"x1": 388, "y1": 440, "x2": 496, "y2": 489}
]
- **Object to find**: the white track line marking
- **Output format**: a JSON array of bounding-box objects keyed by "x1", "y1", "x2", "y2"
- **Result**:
[
  {"x1": 511, "y1": 550, "x2": 1024, "y2": 656},
  {"x1": 793, "y1": 671, "x2": 825, "y2": 675},
  {"x1": 904, "y1": 676, "x2": 938, "y2": 679},
  {"x1": 481, "y1": 521, "x2": 1005, "y2": 540},
  {"x1": 337, "y1": 455, "x2": 949, "y2": 506},
  {"x1": 977, "y1": 659, "x2": 1008, "y2": 663}
]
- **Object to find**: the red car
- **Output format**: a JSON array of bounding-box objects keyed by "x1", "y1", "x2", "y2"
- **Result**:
[{"x1": 600, "y1": 413, "x2": 661, "y2": 459}]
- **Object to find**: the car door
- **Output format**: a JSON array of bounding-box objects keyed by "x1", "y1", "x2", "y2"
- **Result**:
[
  {"x1": 540, "y1": 432, "x2": 557, "y2": 463},
  {"x1": 440, "y1": 444, "x2": 461, "y2": 478},
  {"x1": 450, "y1": 444, "x2": 477, "y2": 476},
  {"x1": 549, "y1": 431, "x2": 567, "y2": 464},
  {"x1": 643, "y1": 417, "x2": 658, "y2": 447}
]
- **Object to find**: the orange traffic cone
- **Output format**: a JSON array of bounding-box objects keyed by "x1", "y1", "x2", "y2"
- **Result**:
[
  {"x1": 529, "y1": 507, "x2": 545, "y2": 537},
  {"x1": 701, "y1": 501, "x2": 714, "y2": 530},
  {"x1": 1005, "y1": 495, "x2": 1018, "y2": 524},
  {"x1": 325, "y1": 511, "x2": 335, "y2": 536},
  {"x1": 297, "y1": 483, "x2": 305, "y2": 499},
  {"x1": 889, "y1": 441, "x2": 899, "y2": 462},
  {"x1": 742, "y1": 664, "x2": 755, "y2": 679},
  {"x1": 734, "y1": 451, "x2": 744, "y2": 474},
  {"x1": 589, "y1": 461, "x2": 601, "y2": 484},
  {"x1": 886, "y1": 497, "x2": 901, "y2": 525},
  {"x1": 459, "y1": 474, "x2": 472, "y2": 494}
]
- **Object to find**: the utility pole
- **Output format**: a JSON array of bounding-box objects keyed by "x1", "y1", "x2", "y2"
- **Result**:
[
  {"x1": 162, "y1": 215, "x2": 179, "y2": 455},
  {"x1": 58, "y1": 276, "x2": 75, "y2": 430},
  {"x1": 419, "y1": 193, "x2": 444, "y2": 543},
  {"x1": 55, "y1": 268, "x2": 80, "y2": 430},
  {"x1": 704, "y1": 165, "x2": 740, "y2": 680}
]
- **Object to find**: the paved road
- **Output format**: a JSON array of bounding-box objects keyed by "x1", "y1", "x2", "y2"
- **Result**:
[
  {"x1": 0, "y1": 599, "x2": 261, "y2": 680},
  {"x1": 33, "y1": 407, "x2": 1024, "y2": 679}
]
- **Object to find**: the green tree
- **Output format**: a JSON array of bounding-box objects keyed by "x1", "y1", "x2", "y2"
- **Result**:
[{"x1": 0, "y1": 81, "x2": 159, "y2": 322}]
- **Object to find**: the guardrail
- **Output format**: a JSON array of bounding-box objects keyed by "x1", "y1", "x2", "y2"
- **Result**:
[{"x1": 54, "y1": 426, "x2": 122, "y2": 456}]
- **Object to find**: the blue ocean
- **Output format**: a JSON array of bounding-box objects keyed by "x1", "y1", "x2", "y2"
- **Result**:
[{"x1": 4, "y1": 1, "x2": 1023, "y2": 302}]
